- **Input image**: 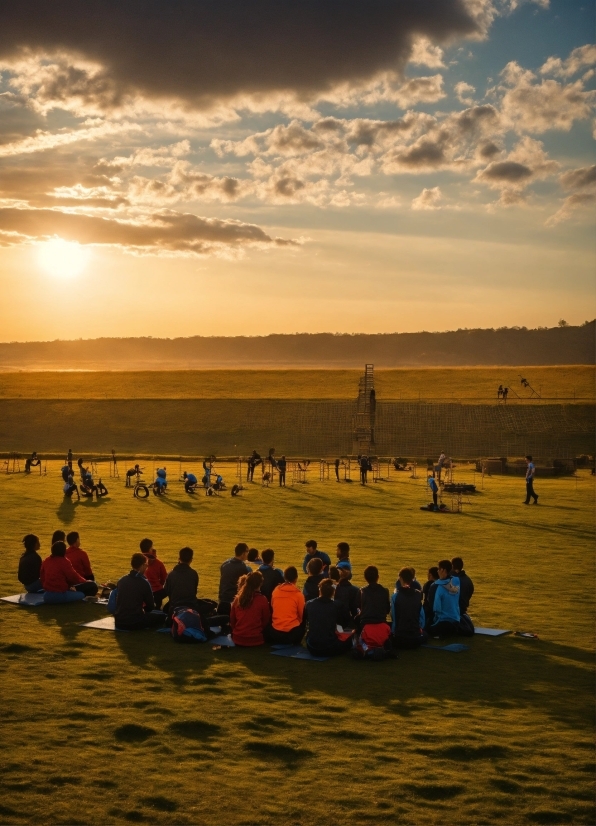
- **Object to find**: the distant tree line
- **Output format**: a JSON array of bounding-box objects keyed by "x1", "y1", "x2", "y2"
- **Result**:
[{"x1": 0, "y1": 322, "x2": 594, "y2": 369}]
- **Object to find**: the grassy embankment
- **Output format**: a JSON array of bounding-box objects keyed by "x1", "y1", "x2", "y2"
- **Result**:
[{"x1": 0, "y1": 464, "x2": 594, "y2": 825}]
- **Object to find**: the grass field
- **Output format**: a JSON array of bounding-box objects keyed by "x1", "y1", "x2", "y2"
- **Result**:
[
  {"x1": 0, "y1": 463, "x2": 594, "y2": 825},
  {"x1": 0, "y1": 365, "x2": 593, "y2": 401}
]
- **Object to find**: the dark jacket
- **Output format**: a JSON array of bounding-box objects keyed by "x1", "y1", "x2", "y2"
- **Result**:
[
  {"x1": 395, "y1": 577, "x2": 422, "y2": 593},
  {"x1": 218, "y1": 557, "x2": 251, "y2": 603},
  {"x1": 258, "y1": 564, "x2": 284, "y2": 602},
  {"x1": 164, "y1": 563, "x2": 199, "y2": 610},
  {"x1": 18, "y1": 552, "x2": 42, "y2": 587},
  {"x1": 391, "y1": 587, "x2": 424, "y2": 637},
  {"x1": 302, "y1": 550, "x2": 331, "y2": 574},
  {"x1": 305, "y1": 597, "x2": 343, "y2": 648},
  {"x1": 303, "y1": 573, "x2": 326, "y2": 602},
  {"x1": 455, "y1": 570, "x2": 474, "y2": 614},
  {"x1": 115, "y1": 571, "x2": 155, "y2": 626},
  {"x1": 334, "y1": 579, "x2": 361, "y2": 621},
  {"x1": 422, "y1": 579, "x2": 436, "y2": 622},
  {"x1": 360, "y1": 582, "x2": 390, "y2": 626}
]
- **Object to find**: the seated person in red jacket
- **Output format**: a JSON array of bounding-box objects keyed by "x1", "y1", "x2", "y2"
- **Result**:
[
  {"x1": 230, "y1": 571, "x2": 271, "y2": 646},
  {"x1": 65, "y1": 531, "x2": 95, "y2": 581},
  {"x1": 40, "y1": 541, "x2": 98, "y2": 603},
  {"x1": 140, "y1": 538, "x2": 168, "y2": 609},
  {"x1": 114, "y1": 553, "x2": 164, "y2": 631}
]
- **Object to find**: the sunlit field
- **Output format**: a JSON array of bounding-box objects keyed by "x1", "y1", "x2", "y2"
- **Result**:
[{"x1": 1, "y1": 463, "x2": 594, "y2": 825}]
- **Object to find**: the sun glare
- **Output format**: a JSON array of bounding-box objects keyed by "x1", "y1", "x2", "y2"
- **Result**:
[{"x1": 37, "y1": 238, "x2": 91, "y2": 278}]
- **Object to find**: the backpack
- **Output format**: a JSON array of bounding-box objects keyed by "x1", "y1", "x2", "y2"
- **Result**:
[{"x1": 171, "y1": 607, "x2": 207, "y2": 643}]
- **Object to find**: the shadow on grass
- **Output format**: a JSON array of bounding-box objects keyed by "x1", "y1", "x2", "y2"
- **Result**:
[
  {"x1": 243, "y1": 740, "x2": 314, "y2": 766},
  {"x1": 55, "y1": 497, "x2": 79, "y2": 524}
]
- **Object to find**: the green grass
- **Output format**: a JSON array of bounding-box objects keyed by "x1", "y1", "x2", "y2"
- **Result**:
[
  {"x1": 0, "y1": 365, "x2": 593, "y2": 401},
  {"x1": 0, "y1": 463, "x2": 594, "y2": 825}
]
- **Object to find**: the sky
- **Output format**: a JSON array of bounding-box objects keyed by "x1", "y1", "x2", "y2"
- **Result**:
[{"x1": 0, "y1": 0, "x2": 594, "y2": 341}]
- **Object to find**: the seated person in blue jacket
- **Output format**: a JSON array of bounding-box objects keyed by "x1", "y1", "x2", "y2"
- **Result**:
[
  {"x1": 182, "y1": 471, "x2": 198, "y2": 493},
  {"x1": 114, "y1": 553, "x2": 165, "y2": 631},
  {"x1": 391, "y1": 567, "x2": 427, "y2": 649},
  {"x1": 302, "y1": 539, "x2": 330, "y2": 575},
  {"x1": 305, "y1": 578, "x2": 354, "y2": 658},
  {"x1": 426, "y1": 559, "x2": 473, "y2": 637}
]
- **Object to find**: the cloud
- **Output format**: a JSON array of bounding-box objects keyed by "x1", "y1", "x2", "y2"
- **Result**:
[
  {"x1": 559, "y1": 165, "x2": 596, "y2": 192},
  {"x1": 454, "y1": 81, "x2": 476, "y2": 105},
  {"x1": 474, "y1": 136, "x2": 558, "y2": 205},
  {"x1": 0, "y1": 207, "x2": 296, "y2": 256},
  {"x1": 99, "y1": 141, "x2": 191, "y2": 170},
  {"x1": 409, "y1": 37, "x2": 445, "y2": 69},
  {"x1": 540, "y1": 44, "x2": 596, "y2": 79},
  {"x1": 411, "y1": 186, "x2": 442, "y2": 210},
  {"x1": 0, "y1": 120, "x2": 143, "y2": 157},
  {"x1": 546, "y1": 164, "x2": 596, "y2": 225}
]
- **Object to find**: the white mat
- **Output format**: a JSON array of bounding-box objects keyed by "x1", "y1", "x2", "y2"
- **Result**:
[
  {"x1": 0, "y1": 593, "x2": 45, "y2": 607},
  {"x1": 474, "y1": 627, "x2": 511, "y2": 636},
  {"x1": 79, "y1": 616, "x2": 124, "y2": 631}
]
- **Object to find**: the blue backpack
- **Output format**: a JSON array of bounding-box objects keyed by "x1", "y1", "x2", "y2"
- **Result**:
[{"x1": 171, "y1": 607, "x2": 207, "y2": 643}]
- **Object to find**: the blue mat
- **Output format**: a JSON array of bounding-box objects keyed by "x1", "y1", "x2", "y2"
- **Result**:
[
  {"x1": 270, "y1": 645, "x2": 329, "y2": 662},
  {"x1": 423, "y1": 643, "x2": 469, "y2": 653},
  {"x1": 210, "y1": 635, "x2": 236, "y2": 647}
]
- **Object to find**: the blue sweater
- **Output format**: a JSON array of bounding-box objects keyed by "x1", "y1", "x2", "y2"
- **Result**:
[{"x1": 432, "y1": 576, "x2": 461, "y2": 624}]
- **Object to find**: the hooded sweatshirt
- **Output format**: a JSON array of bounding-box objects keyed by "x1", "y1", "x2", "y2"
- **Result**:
[
  {"x1": 271, "y1": 582, "x2": 305, "y2": 631},
  {"x1": 143, "y1": 553, "x2": 167, "y2": 592},
  {"x1": 66, "y1": 545, "x2": 93, "y2": 579},
  {"x1": 40, "y1": 555, "x2": 86, "y2": 592},
  {"x1": 230, "y1": 592, "x2": 271, "y2": 646},
  {"x1": 391, "y1": 587, "x2": 425, "y2": 637},
  {"x1": 431, "y1": 576, "x2": 461, "y2": 625}
]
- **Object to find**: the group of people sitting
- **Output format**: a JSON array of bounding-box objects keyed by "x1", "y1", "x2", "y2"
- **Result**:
[
  {"x1": 60, "y1": 458, "x2": 108, "y2": 501},
  {"x1": 17, "y1": 533, "x2": 475, "y2": 656}
]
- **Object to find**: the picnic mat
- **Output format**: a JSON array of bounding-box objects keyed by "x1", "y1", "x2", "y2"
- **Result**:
[
  {"x1": 0, "y1": 593, "x2": 45, "y2": 607},
  {"x1": 474, "y1": 627, "x2": 511, "y2": 636},
  {"x1": 79, "y1": 616, "x2": 124, "y2": 631},
  {"x1": 271, "y1": 645, "x2": 329, "y2": 662},
  {"x1": 423, "y1": 643, "x2": 470, "y2": 653}
]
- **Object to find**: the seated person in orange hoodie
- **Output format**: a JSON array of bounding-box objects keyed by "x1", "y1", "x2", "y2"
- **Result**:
[
  {"x1": 65, "y1": 531, "x2": 95, "y2": 581},
  {"x1": 40, "y1": 541, "x2": 98, "y2": 603},
  {"x1": 265, "y1": 566, "x2": 305, "y2": 645},
  {"x1": 230, "y1": 571, "x2": 271, "y2": 646},
  {"x1": 140, "y1": 538, "x2": 168, "y2": 609}
]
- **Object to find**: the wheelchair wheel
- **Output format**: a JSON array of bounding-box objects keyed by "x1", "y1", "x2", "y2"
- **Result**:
[
  {"x1": 134, "y1": 484, "x2": 150, "y2": 499},
  {"x1": 97, "y1": 482, "x2": 108, "y2": 496},
  {"x1": 206, "y1": 487, "x2": 214, "y2": 496},
  {"x1": 231, "y1": 484, "x2": 240, "y2": 497}
]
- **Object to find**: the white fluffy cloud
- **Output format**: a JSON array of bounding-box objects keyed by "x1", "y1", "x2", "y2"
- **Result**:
[{"x1": 411, "y1": 186, "x2": 443, "y2": 210}]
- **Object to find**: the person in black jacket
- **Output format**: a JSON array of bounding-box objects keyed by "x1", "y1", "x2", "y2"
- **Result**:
[
  {"x1": 258, "y1": 549, "x2": 284, "y2": 602},
  {"x1": 303, "y1": 557, "x2": 326, "y2": 602},
  {"x1": 305, "y1": 579, "x2": 353, "y2": 657},
  {"x1": 391, "y1": 568, "x2": 427, "y2": 649},
  {"x1": 277, "y1": 456, "x2": 287, "y2": 487},
  {"x1": 218, "y1": 543, "x2": 251, "y2": 614},
  {"x1": 18, "y1": 534, "x2": 43, "y2": 593},
  {"x1": 334, "y1": 567, "x2": 361, "y2": 627},
  {"x1": 422, "y1": 566, "x2": 439, "y2": 627},
  {"x1": 114, "y1": 553, "x2": 164, "y2": 631},
  {"x1": 451, "y1": 556, "x2": 474, "y2": 615},
  {"x1": 164, "y1": 546, "x2": 199, "y2": 613},
  {"x1": 359, "y1": 565, "x2": 390, "y2": 629}
]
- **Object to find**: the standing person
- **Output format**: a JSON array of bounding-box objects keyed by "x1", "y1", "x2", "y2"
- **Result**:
[
  {"x1": 302, "y1": 540, "x2": 331, "y2": 575},
  {"x1": 436, "y1": 453, "x2": 446, "y2": 483},
  {"x1": 230, "y1": 572, "x2": 271, "y2": 646},
  {"x1": 266, "y1": 567, "x2": 306, "y2": 645},
  {"x1": 258, "y1": 549, "x2": 284, "y2": 603},
  {"x1": 218, "y1": 543, "x2": 251, "y2": 615},
  {"x1": 359, "y1": 455, "x2": 369, "y2": 485},
  {"x1": 427, "y1": 474, "x2": 439, "y2": 510},
  {"x1": 451, "y1": 557, "x2": 474, "y2": 615},
  {"x1": 305, "y1": 579, "x2": 353, "y2": 658},
  {"x1": 114, "y1": 553, "x2": 164, "y2": 631},
  {"x1": 65, "y1": 532, "x2": 95, "y2": 581},
  {"x1": 202, "y1": 459, "x2": 212, "y2": 489},
  {"x1": 67, "y1": 448, "x2": 73, "y2": 471},
  {"x1": 40, "y1": 541, "x2": 98, "y2": 603},
  {"x1": 334, "y1": 459, "x2": 341, "y2": 482},
  {"x1": 140, "y1": 539, "x2": 168, "y2": 609},
  {"x1": 247, "y1": 451, "x2": 262, "y2": 483},
  {"x1": 278, "y1": 455, "x2": 287, "y2": 487},
  {"x1": 391, "y1": 568, "x2": 427, "y2": 649},
  {"x1": 524, "y1": 455, "x2": 538, "y2": 504},
  {"x1": 18, "y1": 534, "x2": 43, "y2": 593}
]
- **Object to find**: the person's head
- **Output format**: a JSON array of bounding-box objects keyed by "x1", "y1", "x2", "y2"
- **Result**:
[
  {"x1": 407, "y1": 566, "x2": 416, "y2": 580},
  {"x1": 236, "y1": 571, "x2": 264, "y2": 609},
  {"x1": 319, "y1": 578, "x2": 335, "y2": 599},
  {"x1": 281, "y1": 455, "x2": 285, "y2": 460},
  {"x1": 247, "y1": 548, "x2": 260, "y2": 562},
  {"x1": 438, "y1": 559, "x2": 452, "y2": 578},
  {"x1": 22, "y1": 534, "x2": 40, "y2": 555},
  {"x1": 234, "y1": 542, "x2": 249, "y2": 559},
  {"x1": 179, "y1": 546, "x2": 193, "y2": 565},
  {"x1": 305, "y1": 540, "x2": 317, "y2": 555},
  {"x1": 328, "y1": 565, "x2": 341, "y2": 582},
  {"x1": 66, "y1": 531, "x2": 80, "y2": 548},
  {"x1": 451, "y1": 556, "x2": 463, "y2": 573},
  {"x1": 398, "y1": 567, "x2": 414, "y2": 587},
  {"x1": 307, "y1": 557, "x2": 324, "y2": 576},
  {"x1": 131, "y1": 552, "x2": 148, "y2": 573},
  {"x1": 140, "y1": 538, "x2": 154, "y2": 555},
  {"x1": 51, "y1": 530, "x2": 66, "y2": 546},
  {"x1": 261, "y1": 548, "x2": 275, "y2": 566},
  {"x1": 526, "y1": 455, "x2": 532, "y2": 463},
  {"x1": 284, "y1": 566, "x2": 298, "y2": 584},
  {"x1": 428, "y1": 566, "x2": 439, "y2": 582},
  {"x1": 338, "y1": 567, "x2": 351, "y2": 582},
  {"x1": 364, "y1": 565, "x2": 379, "y2": 585},
  {"x1": 51, "y1": 541, "x2": 67, "y2": 557},
  {"x1": 183, "y1": 471, "x2": 188, "y2": 479},
  {"x1": 336, "y1": 542, "x2": 350, "y2": 560}
]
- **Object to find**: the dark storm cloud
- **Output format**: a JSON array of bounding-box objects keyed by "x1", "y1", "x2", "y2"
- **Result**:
[{"x1": 0, "y1": 1, "x2": 482, "y2": 106}]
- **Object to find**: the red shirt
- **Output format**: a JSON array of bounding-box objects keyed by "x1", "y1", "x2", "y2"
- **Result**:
[
  {"x1": 230, "y1": 593, "x2": 271, "y2": 646},
  {"x1": 40, "y1": 555, "x2": 86, "y2": 592},
  {"x1": 144, "y1": 556, "x2": 167, "y2": 592},
  {"x1": 65, "y1": 546, "x2": 93, "y2": 579}
]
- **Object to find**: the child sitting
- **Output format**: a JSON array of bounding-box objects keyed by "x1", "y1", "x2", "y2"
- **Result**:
[
  {"x1": 65, "y1": 531, "x2": 95, "y2": 581},
  {"x1": 334, "y1": 567, "x2": 361, "y2": 627},
  {"x1": 230, "y1": 572, "x2": 271, "y2": 646},
  {"x1": 391, "y1": 567, "x2": 427, "y2": 649},
  {"x1": 422, "y1": 566, "x2": 439, "y2": 627},
  {"x1": 303, "y1": 557, "x2": 326, "y2": 602},
  {"x1": 305, "y1": 579, "x2": 353, "y2": 658},
  {"x1": 257, "y1": 549, "x2": 284, "y2": 603},
  {"x1": 247, "y1": 548, "x2": 264, "y2": 567},
  {"x1": 140, "y1": 538, "x2": 168, "y2": 609},
  {"x1": 18, "y1": 534, "x2": 43, "y2": 593}
]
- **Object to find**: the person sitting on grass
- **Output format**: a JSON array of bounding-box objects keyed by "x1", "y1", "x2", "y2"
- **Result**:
[
  {"x1": 18, "y1": 534, "x2": 43, "y2": 593},
  {"x1": 114, "y1": 553, "x2": 164, "y2": 631},
  {"x1": 422, "y1": 566, "x2": 439, "y2": 627},
  {"x1": 359, "y1": 565, "x2": 390, "y2": 629},
  {"x1": 305, "y1": 578, "x2": 354, "y2": 658},
  {"x1": 153, "y1": 468, "x2": 168, "y2": 495},
  {"x1": 65, "y1": 531, "x2": 95, "y2": 581},
  {"x1": 391, "y1": 567, "x2": 427, "y2": 649},
  {"x1": 258, "y1": 549, "x2": 284, "y2": 603},
  {"x1": 40, "y1": 541, "x2": 98, "y2": 603},
  {"x1": 63, "y1": 469, "x2": 79, "y2": 500},
  {"x1": 302, "y1": 539, "x2": 330, "y2": 575},
  {"x1": 163, "y1": 546, "x2": 199, "y2": 615},
  {"x1": 451, "y1": 557, "x2": 474, "y2": 616},
  {"x1": 335, "y1": 542, "x2": 352, "y2": 578},
  {"x1": 328, "y1": 565, "x2": 341, "y2": 583},
  {"x1": 218, "y1": 543, "x2": 251, "y2": 615},
  {"x1": 230, "y1": 571, "x2": 271, "y2": 646},
  {"x1": 247, "y1": 548, "x2": 264, "y2": 567},
  {"x1": 395, "y1": 566, "x2": 422, "y2": 593},
  {"x1": 266, "y1": 566, "x2": 306, "y2": 645},
  {"x1": 334, "y1": 567, "x2": 361, "y2": 627},
  {"x1": 182, "y1": 471, "x2": 198, "y2": 493},
  {"x1": 140, "y1": 538, "x2": 168, "y2": 610},
  {"x1": 427, "y1": 559, "x2": 462, "y2": 638},
  {"x1": 303, "y1": 557, "x2": 326, "y2": 602}
]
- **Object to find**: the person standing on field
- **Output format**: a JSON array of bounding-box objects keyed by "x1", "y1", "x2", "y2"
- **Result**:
[{"x1": 524, "y1": 455, "x2": 538, "y2": 505}]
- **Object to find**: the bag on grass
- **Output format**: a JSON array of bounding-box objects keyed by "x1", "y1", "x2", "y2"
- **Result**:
[{"x1": 171, "y1": 607, "x2": 207, "y2": 643}]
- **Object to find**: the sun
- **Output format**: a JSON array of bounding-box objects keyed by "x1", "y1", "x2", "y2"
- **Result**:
[{"x1": 37, "y1": 237, "x2": 91, "y2": 278}]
